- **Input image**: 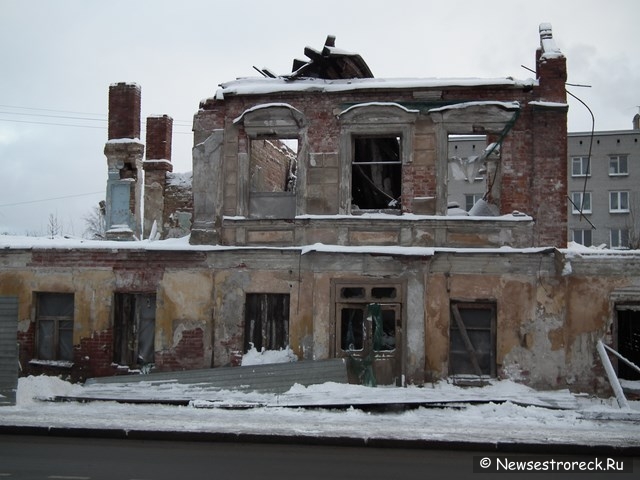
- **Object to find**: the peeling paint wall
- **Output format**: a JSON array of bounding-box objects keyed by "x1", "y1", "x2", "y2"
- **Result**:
[{"x1": 2, "y1": 246, "x2": 640, "y2": 393}]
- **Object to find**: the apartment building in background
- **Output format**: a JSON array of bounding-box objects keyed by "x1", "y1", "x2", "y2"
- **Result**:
[
  {"x1": 450, "y1": 115, "x2": 640, "y2": 249},
  {"x1": 568, "y1": 115, "x2": 640, "y2": 249}
]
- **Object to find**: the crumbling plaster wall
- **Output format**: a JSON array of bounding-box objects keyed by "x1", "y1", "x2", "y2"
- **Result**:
[{"x1": 155, "y1": 270, "x2": 214, "y2": 369}]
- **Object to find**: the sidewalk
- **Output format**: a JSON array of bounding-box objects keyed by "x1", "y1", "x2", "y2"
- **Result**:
[{"x1": 0, "y1": 376, "x2": 638, "y2": 454}]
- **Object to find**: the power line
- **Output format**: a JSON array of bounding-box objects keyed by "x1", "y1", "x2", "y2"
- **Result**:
[
  {"x1": 0, "y1": 104, "x2": 105, "y2": 117},
  {"x1": 0, "y1": 191, "x2": 104, "y2": 208},
  {"x1": 0, "y1": 110, "x2": 107, "y2": 122}
]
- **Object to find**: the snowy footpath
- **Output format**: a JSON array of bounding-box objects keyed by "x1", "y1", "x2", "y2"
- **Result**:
[{"x1": 1, "y1": 375, "x2": 639, "y2": 453}]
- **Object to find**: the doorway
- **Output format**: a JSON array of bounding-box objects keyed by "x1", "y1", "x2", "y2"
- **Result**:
[{"x1": 113, "y1": 293, "x2": 156, "y2": 369}]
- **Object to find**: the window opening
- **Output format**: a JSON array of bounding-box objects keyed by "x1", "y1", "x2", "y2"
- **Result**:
[
  {"x1": 610, "y1": 229, "x2": 629, "y2": 249},
  {"x1": 571, "y1": 156, "x2": 590, "y2": 177},
  {"x1": 244, "y1": 293, "x2": 290, "y2": 352},
  {"x1": 36, "y1": 293, "x2": 74, "y2": 361},
  {"x1": 617, "y1": 308, "x2": 640, "y2": 380},
  {"x1": 449, "y1": 302, "x2": 496, "y2": 377},
  {"x1": 352, "y1": 136, "x2": 401, "y2": 210},
  {"x1": 341, "y1": 307, "x2": 364, "y2": 351},
  {"x1": 610, "y1": 191, "x2": 630, "y2": 213},
  {"x1": 571, "y1": 192, "x2": 592, "y2": 214},
  {"x1": 572, "y1": 229, "x2": 593, "y2": 247},
  {"x1": 250, "y1": 139, "x2": 298, "y2": 193},
  {"x1": 340, "y1": 287, "x2": 365, "y2": 299},
  {"x1": 609, "y1": 155, "x2": 628, "y2": 176},
  {"x1": 371, "y1": 287, "x2": 397, "y2": 299}
]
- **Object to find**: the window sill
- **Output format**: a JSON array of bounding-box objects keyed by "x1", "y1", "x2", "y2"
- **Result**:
[{"x1": 29, "y1": 359, "x2": 74, "y2": 369}]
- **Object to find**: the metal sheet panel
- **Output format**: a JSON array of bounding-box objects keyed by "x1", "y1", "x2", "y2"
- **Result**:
[{"x1": 0, "y1": 296, "x2": 18, "y2": 406}]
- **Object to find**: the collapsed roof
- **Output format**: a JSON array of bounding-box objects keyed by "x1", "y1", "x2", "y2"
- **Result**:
[{"x1": 255, "y1": 35, "x2": 374, "y2": 80}]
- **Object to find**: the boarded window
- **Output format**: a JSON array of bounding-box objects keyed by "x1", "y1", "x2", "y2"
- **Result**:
[
  {"x1": 113, "y1": 293, "x2": 156, "y2": 367},
  {"x1": 36, "y1": 293, "x2": 74, "y2": 361},
  {"x1": 244, "y1": 293, "x2": 290, "y2": 352},
  {"x1": 352, "y1": 136, "x2": 401, "y2": 210},
  {"x1": 449, "y1": 302, "x2": 496, "y2": 377}
]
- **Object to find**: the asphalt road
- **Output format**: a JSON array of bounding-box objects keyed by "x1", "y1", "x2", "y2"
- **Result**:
[{"x1": 0, "y1": 434, "x2": 636, "y2": 480}]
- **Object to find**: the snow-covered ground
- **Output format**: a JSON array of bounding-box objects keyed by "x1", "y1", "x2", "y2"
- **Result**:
[{"x1": 1, "y1": 375, "x2": 639, "y2": 451}]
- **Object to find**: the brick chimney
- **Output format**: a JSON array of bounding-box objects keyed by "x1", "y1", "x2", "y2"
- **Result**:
[
  {"x1": 103, "y1": 82, "x2": 145, "y2": 240},
  {"x1": 108, "y1": 82, "x2": 141, "y2": 140},
  {"x1": 143, "y1": 115, "x2": 174, "y2": 239}
]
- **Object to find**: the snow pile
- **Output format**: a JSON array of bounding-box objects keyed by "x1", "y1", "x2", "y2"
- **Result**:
[
  {"x1": 17, "y1": 375, "x2": 84, "y2": 405},
  {"x1": 241, "y1": 345, "x2": 298, "y2": 366}
]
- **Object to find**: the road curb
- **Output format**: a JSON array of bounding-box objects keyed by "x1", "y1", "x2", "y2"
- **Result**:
[{"x1": 1, "y1": 424, "x2": 638, "y2": 455}]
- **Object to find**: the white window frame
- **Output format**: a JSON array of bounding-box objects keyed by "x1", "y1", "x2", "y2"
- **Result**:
[
  {"x1": 571, "y1": 156, "x2": 590, "y2": 177},
  {"x1": 609, "y1": 155, "x2": 629, "y2": 176},
  {"x1": 609, "y1": 191, "x2": 630, "y2": 213},
  {"x1": 465, "y1": 193, "x2": 484, "y2": 212},
  {"x1": 610, "y1": 229, "x2": 629, "y2": 249},
  {"x1": 572, "y1": 229, "x2": 592, "y2": 247},
  {"x1": 571, "y1": 191, "x2": 592, "y2": 214}
]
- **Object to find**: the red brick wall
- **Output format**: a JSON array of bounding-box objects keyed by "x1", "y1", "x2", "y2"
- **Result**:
[
  {"x1": 146, "y1": 115, "x2": 173, "y2": 160},
  {"x1": 155, "y1": 327, "x2": 206, "y2": 371},
  {"x1": 108, "y1": 82, "x2": 141, "y2": 140}
]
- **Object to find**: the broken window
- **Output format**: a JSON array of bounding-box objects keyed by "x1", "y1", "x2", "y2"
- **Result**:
[
  {"x1": 113, "y1": 293, "x2": 156, "y2": 368},
  {"x1": 449, "y1": 302, "x2": 496, "y2": 377},
  {"x1": 244, "y1": 293, "x2": 290, "y2": 352},
  {"x1": 351, "y1": 136, "x2": 402, "y2": 210},
  {"x1": 616, "y1": 306, "x2": 640, "y2": 380},
  {"x1": 336, "y1": 284, "x2": 400, "y2": 354},
  {"x1": 35, "y1": 293, "x2": 74, "y2": 361}
]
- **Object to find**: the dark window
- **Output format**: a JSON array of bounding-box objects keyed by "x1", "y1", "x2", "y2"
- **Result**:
[
  {"x1": 36, "y1": 293, "x2": 74, "y2": 361},
  {"x1": 340, "y1": 307, "x2": 364, "y2": 351},
  {"x1": 617, "y1": 308, "x2": 640, "y2": 380},
  {"x1": 371, "y1": 287, "x2": 397, "y2": 299},
  {"x1": 449, "y1": 302, "x2": 496, "y2": 377},
  {"x1": 352, "y1": 136, "x2": 401, "y2": 210},
  {"x1": 113, "y1": 293, "x2": 156, "y2": 368},
  {"x1": 340, "y1": 287, "x2": 365, "y2": 299},
  {"x1": 244, "y1": 293, "x2": 290, "y2": 352}
]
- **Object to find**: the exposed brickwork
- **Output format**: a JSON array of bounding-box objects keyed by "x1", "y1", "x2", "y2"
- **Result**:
[
  {"x1": 155, "y1": 327, "x2": 206, "y2": 371},
  {"x1": 75, "y1": 329, "x2": 116, "y2": 380},
  {"x1": 145, "y1": 115, "x2": 173, "y2": 161},
  {"x1": 250, "y1": 139, "x2": 293, "y2": 192},
  {"x1": 108, "y1": 83, "x2": 141, "y2": 140}
]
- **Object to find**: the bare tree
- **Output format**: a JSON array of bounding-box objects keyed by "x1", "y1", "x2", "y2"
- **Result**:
[
  {"x1": 83, "y1": 201, "x2": 106, "y2": 240},
  {"x1": 47, "y1": 213, "x2": 63, "y2": 239}
]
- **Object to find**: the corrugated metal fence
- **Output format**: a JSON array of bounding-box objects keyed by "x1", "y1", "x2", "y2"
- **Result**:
[{"x1": 0, "y1": 296, "x2": 18, "y2": 406}]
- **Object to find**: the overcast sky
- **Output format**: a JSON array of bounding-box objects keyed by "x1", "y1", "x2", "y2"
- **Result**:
[{"x1": 1, "y1": 0, "x2": 638, "y2": 236}]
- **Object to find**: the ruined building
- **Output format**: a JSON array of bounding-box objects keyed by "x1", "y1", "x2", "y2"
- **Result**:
[{"x1": 2, "y1": 25, "x2": 639, "y2": 395}]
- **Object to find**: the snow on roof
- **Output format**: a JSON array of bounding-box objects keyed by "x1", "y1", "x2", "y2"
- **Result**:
[
  {"x1": 232, "y1": 102, "x2": 304, "y2": 124},
  {"x1": 428, "y1": 100, "x2": 520, "y2": 113},
  {"x1": 106, "y1": 137, "x2": 143, "y2": 145},
  {"x1": 528, "y1": 100, "x2": 568, "y2": 108},
  {"x1": 213, "y1": 76, "x2": 537, "y2": 100},
  {"x1": 338, "y1": 102, "x2": 420, "y2": 117}
]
